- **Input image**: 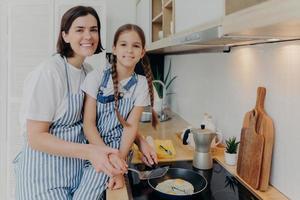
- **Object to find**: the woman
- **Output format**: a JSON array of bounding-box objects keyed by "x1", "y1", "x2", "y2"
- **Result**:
[{"x1": 15, "y1": 6, "x2": 156, "y2": 200}]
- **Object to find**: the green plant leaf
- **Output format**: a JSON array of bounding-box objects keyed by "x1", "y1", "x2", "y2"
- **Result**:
[
  {"x1": 164, "y1": 60, "x2": 172, "y2": 83},
  {"x1": 225, "y1": 136, "x2": 240, "y2": 154},
  {"x1": 165, "y1": 75, "x2": 177, "y2": 90}
]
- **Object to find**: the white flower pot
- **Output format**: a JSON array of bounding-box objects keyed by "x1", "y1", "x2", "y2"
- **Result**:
[{"x1": 224, "y1": 152, "x2": 237, "y2": 165}]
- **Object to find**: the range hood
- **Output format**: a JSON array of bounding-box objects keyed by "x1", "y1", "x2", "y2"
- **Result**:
[{"x1": 147, "y1": 0, "x2": 300, "y2": 54}]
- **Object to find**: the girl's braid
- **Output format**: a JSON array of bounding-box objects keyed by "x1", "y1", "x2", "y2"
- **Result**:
[
  {"x1": 111, "y1": 57, "x2": 129, "y2": 127},
  {"x1": 141, "y1": 55, "x2": 158, "y2": 129}
]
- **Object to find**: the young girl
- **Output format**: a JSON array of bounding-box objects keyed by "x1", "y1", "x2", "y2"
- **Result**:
[
  {"x1": 75, "y1": 24, "x2": 158, "y2": 199},
  {"x1": 15, "y1": 6, "x2": 128, "y2": 200}
]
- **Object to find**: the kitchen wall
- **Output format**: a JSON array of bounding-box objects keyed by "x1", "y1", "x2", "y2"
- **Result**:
[{"x1": 165, "y1": 40, "x2": 300, "y2": 199}]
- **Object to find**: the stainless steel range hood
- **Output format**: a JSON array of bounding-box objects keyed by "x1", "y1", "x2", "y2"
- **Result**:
[{"x1": 147, "y1": 0, "x2": 300, "y2": 54}]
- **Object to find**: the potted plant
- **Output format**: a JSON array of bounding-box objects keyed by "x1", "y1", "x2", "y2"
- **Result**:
[
  {"x1": 152, "y1": 59, "x2": 177, "y2": 114},
  {"x1": 224, "y1": 136, "x2": 240, "y2": 165}
]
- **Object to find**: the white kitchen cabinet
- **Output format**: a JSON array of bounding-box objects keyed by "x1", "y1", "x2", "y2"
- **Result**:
[
  {"x1": 136, "y1": 0, "x2": 151, "y2": 46},
  {"x1": 174, "y1": 0, "x2": 224, "y2": 33}
]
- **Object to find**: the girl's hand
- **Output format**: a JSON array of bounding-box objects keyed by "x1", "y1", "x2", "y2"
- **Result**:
[
  {"x1": 108, "y1": 153, "x2": 128, "y2": 173},
  {"x1": 107, "y1": 174, "x2": 125, "y2": 190},
  {"x1": 88, "y1": 144, "x2": 124, "y2": 177},
  {"x1": 138, "y1": 138, "x2": 158, "y2": 167}
]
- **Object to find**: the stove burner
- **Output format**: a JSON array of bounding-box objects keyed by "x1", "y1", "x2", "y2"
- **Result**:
[{"x1": 126, "y1": 160, "x2": 259, "y2": 200}]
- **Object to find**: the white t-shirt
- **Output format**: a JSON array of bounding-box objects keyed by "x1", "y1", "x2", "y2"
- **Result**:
[
  {"x1": 81, "y1": 67, "x2": 150, "y2": 107},
  {"x1": 19, "y1": 54, "x2": 92, "y2": 135}
]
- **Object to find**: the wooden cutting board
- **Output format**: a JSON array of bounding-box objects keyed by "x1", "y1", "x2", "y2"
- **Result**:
[
  {"x1": 237, "y1": 110, "x2": 264, "y2": 189},
  {"x1": 242, "y1": 87, "x2": 274, "y2": 191}
]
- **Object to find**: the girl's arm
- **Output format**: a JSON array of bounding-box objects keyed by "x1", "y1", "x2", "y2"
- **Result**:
[
  {"x1": 83, "y1": 94, "x2": 128, "y2": 171},
  {"x1": 135, "y1": 133, "x2": 158, "y2": 166},
  {"x1": 27, "y1": 120, "x2": 122, "y2": 176},
  {"x1": 119, "y1": 106, "x2": 144, "y2": 159}
]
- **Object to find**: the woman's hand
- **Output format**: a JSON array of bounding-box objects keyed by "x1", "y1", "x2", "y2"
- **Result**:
[
  {"x1": 137, "y1": 137, "x2": 158, "y2": 167},
  {"x1": 107, "y1": 174, "x2": 125, "y2": 190},
  {"x1": 88, "y1": 145, "x2": 125, "y2": 177}
]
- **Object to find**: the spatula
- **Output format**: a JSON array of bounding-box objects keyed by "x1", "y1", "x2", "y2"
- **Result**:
[{"x1": 128, "y1": 166, "x2": 169, "y2": 180}]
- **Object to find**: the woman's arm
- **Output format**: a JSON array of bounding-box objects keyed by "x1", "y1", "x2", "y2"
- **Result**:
[
  {"x1": 27, "y1": 120, "x2": 122, "y2": 176},
  {"x1": 118, "y1": 106, "x2": 144, "y2": 159}
]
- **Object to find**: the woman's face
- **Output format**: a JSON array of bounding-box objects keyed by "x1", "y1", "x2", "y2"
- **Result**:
[
  {"x1": 112, "y1": 30, "x2": 145, "y2": 71},
  {"x1": 63, "y1": 14, "x2": 99, "y2": 59}
]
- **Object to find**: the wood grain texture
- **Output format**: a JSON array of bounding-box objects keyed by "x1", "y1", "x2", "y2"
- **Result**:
[
  {"x1": 255, "y1": 87, "x2": 275, "y2": 191},
  {"x1": 237, "y1": 111, "x2": 264, "y2": 189},
  {"x1": 241, "y1": 87, "x2": 274, "y2": 191}
]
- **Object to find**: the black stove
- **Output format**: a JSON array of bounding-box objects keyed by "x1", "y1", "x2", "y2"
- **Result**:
[{"x1": 125, "y1": 160, "x2": 260, "y2": 200}]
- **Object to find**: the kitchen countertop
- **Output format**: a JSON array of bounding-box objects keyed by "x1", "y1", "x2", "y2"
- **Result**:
[{"x1": 106, "y1": 112, "x2": 288, "y2": 200}]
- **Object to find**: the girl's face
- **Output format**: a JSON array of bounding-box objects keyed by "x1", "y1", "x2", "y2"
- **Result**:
[
  {"x1": 63, "y1": 14, "x2": 99, "y2": 59},
  {"x1": 113, "y1": 30, "x2": 145, "y2": 71}
]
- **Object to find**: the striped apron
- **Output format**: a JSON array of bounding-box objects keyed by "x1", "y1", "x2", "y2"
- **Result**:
[
  {"x1": 73, "y1": 68, "x2": 137, "y2": 200},
  {"x1": 15, "y1": 57, "x2": 86, "y2": 200}
]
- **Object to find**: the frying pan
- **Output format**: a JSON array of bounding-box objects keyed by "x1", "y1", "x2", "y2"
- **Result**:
[{"x1": 148, "y1": 168, "x2": 207, "y2": 200}]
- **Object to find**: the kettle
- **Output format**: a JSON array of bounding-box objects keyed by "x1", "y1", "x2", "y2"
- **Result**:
[{"x1": 191, "y1": 127, "x2": 216, "y2": 170}]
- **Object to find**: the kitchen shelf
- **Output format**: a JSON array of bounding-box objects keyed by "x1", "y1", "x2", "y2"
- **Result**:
[
  {"x1": 164, "y1": 0, "x2": 172, "y2": 8},
  {"x1": 152, "y1": 11, "x2": 162, "y2": 23},
  {"x1": 151, "y1": 0, "x2": 174, "y2": 42}
]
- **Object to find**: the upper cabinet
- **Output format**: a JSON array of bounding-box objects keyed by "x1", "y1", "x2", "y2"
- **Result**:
[
  {"x1": 142, "y1": 0, "x2": 300, "y2": 54},
  {"x1": 175, "y1": 0, "x2": 224, "y2": 33},
  {"x1": 151, "y1": 0, "x2": 174, "y2": 42}
]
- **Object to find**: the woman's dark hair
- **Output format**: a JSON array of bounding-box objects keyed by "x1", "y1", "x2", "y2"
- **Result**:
[
  {"x1": 56, "y1": 6, "x2": 104, "y2": 57},
  {"x1": 111, "y1": 24, "x2": 158, "y2": 129}
]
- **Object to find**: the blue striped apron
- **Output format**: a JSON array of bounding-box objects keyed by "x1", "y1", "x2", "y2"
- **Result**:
[
  {"x1": 15, "y1": 57, "x2": 86, "y2": 200},
  {"x1": 73, "y1": 68, "x2": 137, "y2": 200}
]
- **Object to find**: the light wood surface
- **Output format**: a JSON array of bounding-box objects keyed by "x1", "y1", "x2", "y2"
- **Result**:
[
  {"x1": 237, "y1": 111, "x2": 264, "y2": 189},
  {"x1": 225, "y1": 0, "x2": 267, "y2": 15},
  {"x1": 107, "y1": 112, "x2": 287, "y2": 200}
]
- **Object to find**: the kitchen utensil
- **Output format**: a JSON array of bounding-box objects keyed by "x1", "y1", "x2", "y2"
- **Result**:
[
  {"x1": 241, "y1": 87, "x2": 274, "y2": 191},
  {"x1": 237, "y1": 110, "x2": 264, "y2": 189},
  {"x1": 128, "y1": 166, "x2": 169, "y2": 180},
  {"x1": 190, "y1": 128, "x2": 216, "y2": 169},
  {"x1": 159, "y1": 144, "x2": 173, "y2": 155},
  {"x1": 148, "y1": 168, "x2": 207, "y2": 200}
]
